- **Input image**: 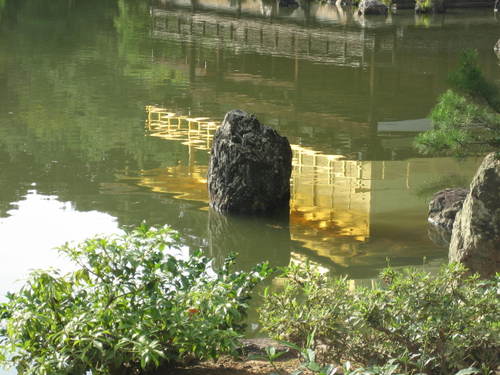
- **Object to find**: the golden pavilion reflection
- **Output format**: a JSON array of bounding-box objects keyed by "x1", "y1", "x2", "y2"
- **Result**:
[
  {"x1": 142, "y1": 105, "x2": 370, "y2": 265},
  {"x1": 135, "y1": 106, "x2": 480, "y2": 270}
]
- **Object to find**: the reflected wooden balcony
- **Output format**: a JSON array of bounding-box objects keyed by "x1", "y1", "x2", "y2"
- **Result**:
[{"x1": 143, "y1": 105, "x2": 371, "y2": 266}]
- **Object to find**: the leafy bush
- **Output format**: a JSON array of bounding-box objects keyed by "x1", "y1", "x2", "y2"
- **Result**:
[
  {"x1": 0, "y1": 225, "x2": 271, "y2": 375},
  {"x1": 259, "y1": 263, "x2": 372, "y2": 365},
  {"x1": 259, "y1": 263, "x2": 499, "y2": 375}
]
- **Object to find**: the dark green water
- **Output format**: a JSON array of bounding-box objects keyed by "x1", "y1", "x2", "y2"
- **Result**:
[{"x1": 0, "y1": 0, "x2": 498, "y2": 323}]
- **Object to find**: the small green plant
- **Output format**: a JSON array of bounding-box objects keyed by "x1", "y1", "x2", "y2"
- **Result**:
[
  {"x1": 280, "y1": 330, "x2": 338, "y2": 375},
  {"x1": 0, "y1": 225, "x2": 272, "y2": 375},
  {"x1": 249, "y1": 345, "x2": 289, "y2": 375},
  {"x1": 260, "y1": 263, "x2": 500, "y2": 375}
]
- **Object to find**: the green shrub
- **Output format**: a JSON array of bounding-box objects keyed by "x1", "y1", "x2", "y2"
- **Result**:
[
  {"x1": 259, "y1": 263, "x2": 375, "y2": 365},
  {"x1": 259, "y1": 263, "x2": 500, "y2": 375},
  {"x1": 0, "y1": 225, "x2": 271, "y2": 375}
]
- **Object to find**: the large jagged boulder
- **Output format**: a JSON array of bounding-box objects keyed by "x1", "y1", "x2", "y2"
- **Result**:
[
  {"x1": 449, "y1": 153, "x2": 500, "y2": 278},
  {"x1": 428, "y1": 188, "x2": 469, "y2": 233},
  {"x1": 208, "y1": 109, "x2": 292, "y2": 215},
  {"x1": 357, "y1": 0, "x2": 388, "y2": 15}
]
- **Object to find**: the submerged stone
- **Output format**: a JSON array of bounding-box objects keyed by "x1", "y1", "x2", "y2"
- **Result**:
[
  {"x1": 357, "y1": 0, "x2": 388, "y2": 15},
  {"x1": 428, "y1": 188, "x2": 469, "y2": 233},
  {"x1": 449, "y1": 153, "x2": 500, "y2": 278},
  {"x1": 208, "y1": 110, "x2": 292, "y2": 215}
]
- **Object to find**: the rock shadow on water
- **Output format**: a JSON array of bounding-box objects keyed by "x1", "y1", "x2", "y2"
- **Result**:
[{"x1": 207, "y1": 208, "x2": 291, "y2": 270}]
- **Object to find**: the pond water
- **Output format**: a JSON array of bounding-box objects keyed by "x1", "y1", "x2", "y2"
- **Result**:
[{"x1": 0, "y1": 0, "x2": 499, "y2": 356}]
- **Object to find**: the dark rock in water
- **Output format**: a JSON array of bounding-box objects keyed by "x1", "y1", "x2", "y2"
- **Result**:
[
  {"x1": 208, "y1": 110, "x2": 292, "y2": 215},
  {"x1": 428, "y1": 188, "x2": 469, "y2": 233},
  {"x1": 279, "y1": 0, "x2": 299, "y2": 8},
  {"x1": 449, "y1": 153, "x2": 500, "y2": 278},
  {"x1": 415, "y1": 0, "x2": 445, "y2": 13},
  {"x1": 336, "y1": 0, "x2": 359, "y2": 6},
  {"x1": 358, "y1": 0, "x2": 388, "y2": 15}
]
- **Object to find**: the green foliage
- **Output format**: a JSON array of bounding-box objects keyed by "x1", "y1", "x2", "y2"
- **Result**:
[
  {"x1": 0, "y1": 225, "x2": 271, "y2": 375},
  {"x1": 415, "y1": 0, "x2": 445, "y2": 13},
  {"x1": 414, "y1": 90, "x2": 500, "y2": 156},
  {"x1": 279, "y1": 331, "x2": 339, "y2": 375},
  {"x1": 415, "y1": 50, "x2": 500, "y2": 157},
  {"x1": 415, "y1": 0, "x2": 432, "y2": 12},
  {"x1": 260, "y1": 263, "x2": 368, "y2": 364},
  {"x1": 259, "y1": 263, "x2": 500, "y2": 375},
  {"x1": 249, "y1": 345, "x2": 289, "y2": 374}
]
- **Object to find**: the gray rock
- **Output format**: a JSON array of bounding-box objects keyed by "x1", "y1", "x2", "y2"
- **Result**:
[
  {"x1": 427, "y1": 224, "x2": 453, "y2": 248},
  {"x1": 239, "y1": 338, "x2": 296, "y2": 359},
  {"x1": 494, "y1": 39, "x2": 500, "y2": 51},
  {"x1": 428, "y1": 188, "x2": 469, "y2": 233},
  {"x1": 449, "y1": 153, "x2": 500, "y2": 278},
  {"x1": 358, "y1": 0, "x2": 388, "y2": 15},
  {"x1": 208, "y1": 110, "x2": 292, "y2": 215}
]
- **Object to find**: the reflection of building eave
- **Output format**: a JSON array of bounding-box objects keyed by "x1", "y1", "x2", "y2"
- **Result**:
[
  {"x1": 224, "y1": 72, "x2": 295, "y2": 89},
  {"x1": 378, "y1": 118, "x2": 431, "y2": 133}
]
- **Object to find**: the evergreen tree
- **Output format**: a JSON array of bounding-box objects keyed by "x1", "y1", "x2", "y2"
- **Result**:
[{"x1": 414, "y1": 50, "x2": 500, "y2": 157}]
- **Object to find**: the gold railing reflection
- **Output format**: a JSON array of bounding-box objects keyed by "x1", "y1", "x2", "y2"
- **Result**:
[
  {"x1": 144, "y1": 105, "x2": 370, "y2": 264},
  {"x1": 147, "y1": 107, "x2": 219, "y2": 151}
]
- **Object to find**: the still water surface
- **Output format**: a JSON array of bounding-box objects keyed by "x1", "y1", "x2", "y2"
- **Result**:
[{"x1": 0, "y1": 0, "x2": 499, "y2": 342}]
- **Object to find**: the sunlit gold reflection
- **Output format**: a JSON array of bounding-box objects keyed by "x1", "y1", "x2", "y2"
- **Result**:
[{"x1": 142, "y1": 106, "x2": 370, "y2": 265}]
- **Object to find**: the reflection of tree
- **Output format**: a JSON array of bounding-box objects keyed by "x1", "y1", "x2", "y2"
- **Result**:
[
  {"x1": 0, "y1": 0, "x2": 5, "y2": 21},
  {"x1": 0, "y1": 0, "x2": 192, "y2": 163},
  {"x1": 0, "y1": 0, "x2": 195, "y2": 223}
]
